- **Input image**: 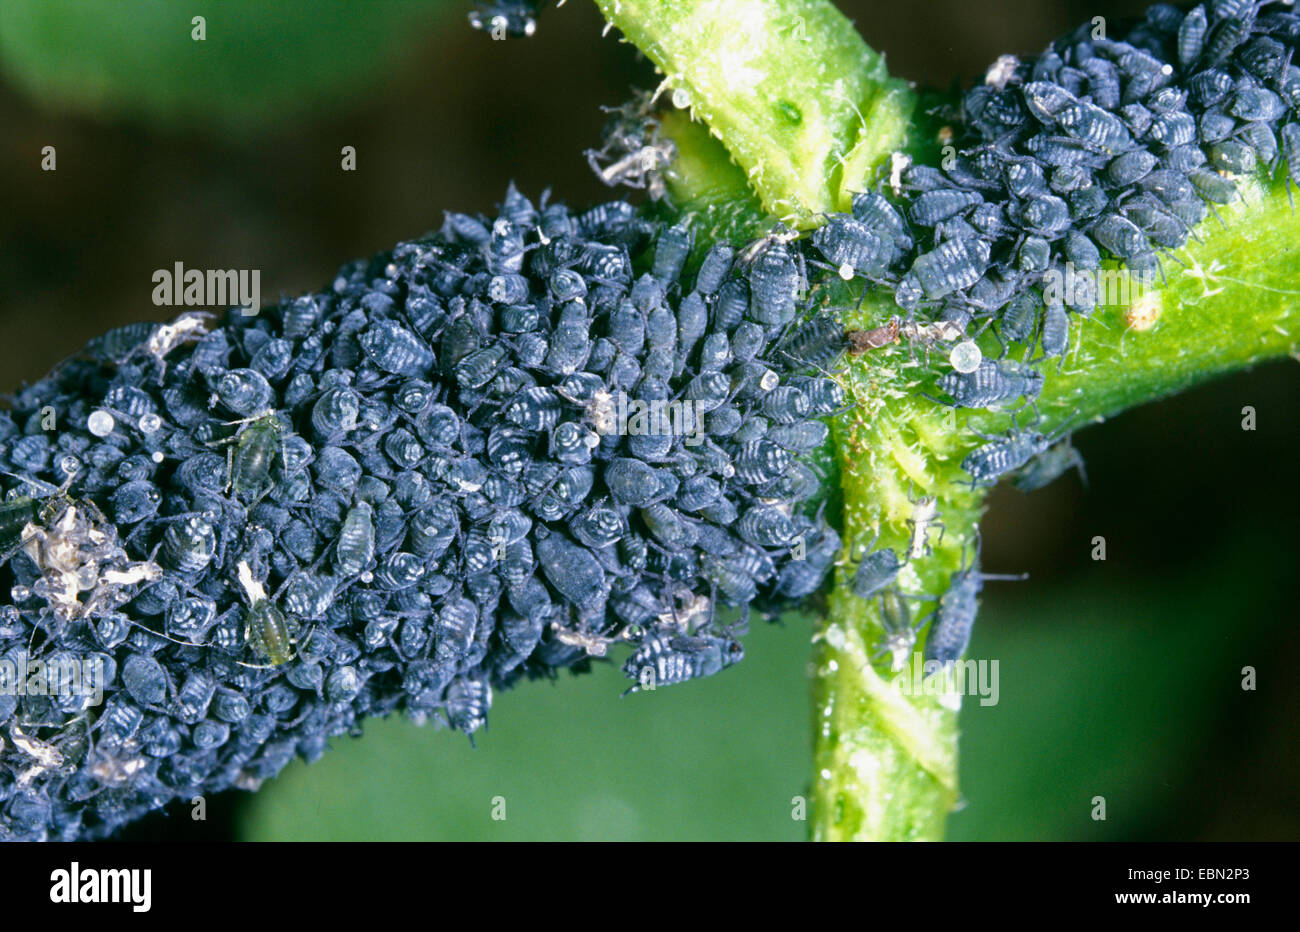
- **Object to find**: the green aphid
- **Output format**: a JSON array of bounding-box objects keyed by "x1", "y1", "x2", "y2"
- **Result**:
[
  {"x1": 236, "y1": 558, "x2": 299, "y2": 666},
  {"x1": 244, "y1": 598, "x2": 297, "y2": 666},
  {"x1": 225, "y1": 412, "x2": 286, "y2": 499}
]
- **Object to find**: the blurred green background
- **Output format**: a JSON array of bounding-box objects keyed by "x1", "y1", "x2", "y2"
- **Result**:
[{"x1": 0, "y1": 0, "x2": 1296, "y2": 841}]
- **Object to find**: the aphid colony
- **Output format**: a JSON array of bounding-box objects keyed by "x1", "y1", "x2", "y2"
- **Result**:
[
  {"x1": 2, "y1": 0, "x2": 1290, "y2": 841},
  {"x1": 820, "y1": 0, "x2": 1300, "y2": 488},
  {"x1": 0, "y1": 178, "x2": 844, "y2": 840}
]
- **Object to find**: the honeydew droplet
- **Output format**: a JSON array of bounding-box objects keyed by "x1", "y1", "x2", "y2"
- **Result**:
[
  {"x1": 151, "y1": 451, "x2": 165, "y2": 464},
  {"x1": 671, "y1": 86, "x2": 692, "y2": 110},
  {"x1": 838, "y1": 263, "x2": 854, "y2": 281},
  {"x1": 138, "y1": 413, "x2": 162, "y2": 434},
  {"x1": 949, "y1": 340, "x2": 982, "y2": 374},
  {"x1": 87, "y1": 410, "x2": 115, "y2": 438}
]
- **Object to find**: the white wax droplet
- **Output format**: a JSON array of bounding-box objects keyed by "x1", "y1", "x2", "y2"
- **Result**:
[
  {"x1": 838, "y1": 263, "x2": 854, "y2": 281},
  {"x1": 151, "y1": 451, "x2": 165, "y2": 463},
  {"x1": 138, "y1": 413, "x2": 161, "y2": 434},
  {"x1": 87, "y1": 410, "x2": 115, "y2": 437},
  {"x1": 671, "y1": 86, "x2": 692, "y2": 109},
  {"x1": 949, "y1": 340, "x2": 982, "y2": 374}
]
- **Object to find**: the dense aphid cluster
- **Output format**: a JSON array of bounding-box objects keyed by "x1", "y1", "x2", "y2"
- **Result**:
[
  {"x1": 794, "y1": 4, "x2": 1300, "y2": 667},
  {"x1": 0, "y1": 179, "x2": 844, "y2": 839},
  {"x1": 808, "y1": 1, "x2": 1300, "y2": 488},
  {"x1": 3, "y1": 1, "x2": 1292, "y2": 841}
]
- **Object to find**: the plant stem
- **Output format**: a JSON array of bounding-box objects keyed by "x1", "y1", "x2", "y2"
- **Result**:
[{"x1": 594, "y1": 0, "x2": 1300, "y2": 841}]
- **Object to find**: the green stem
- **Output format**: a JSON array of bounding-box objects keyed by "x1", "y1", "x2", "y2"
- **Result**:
[{"x1": 594, "y1": 0, "x2": 1300, "y2": 841}]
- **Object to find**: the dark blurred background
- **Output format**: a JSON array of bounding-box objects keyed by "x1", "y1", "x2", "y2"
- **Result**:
[{"x1": 0, "y1": 0, "x2": 1295, "y2": 841}]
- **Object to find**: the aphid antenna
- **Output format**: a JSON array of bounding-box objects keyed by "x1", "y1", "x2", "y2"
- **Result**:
[{"x1": 126, "y1": 618, "x2": 209, "y2": 650}]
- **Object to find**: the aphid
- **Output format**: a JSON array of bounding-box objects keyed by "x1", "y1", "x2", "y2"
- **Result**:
[
  {"x1": 812, "y1": 215, "x2": 891, "y2": 279},
  {"x1": 1208, "y1": 139, "x2": 1258, "y2": 174},
  {"x1": 1188, "y1": 167, "x2": 1239, "y2": 203},
  {"x1": 766, "y1": 420, "x2": 829, "y2": 453},
  {"x1": 1011, "y1": 439, "x2": 1087, "y2": 491},
  {"x1": 776, "y1": 314, "x2": 844, "y2": 368},
  {"x1": 1188, "y1": 68, "x2": 1234, "y2": 107},
  {"x1": 1178, "y1": 5, "x2": 1208, "y2": 67},
  {"x1": 444, "y1": 676, "x2": 492, "y2": 735},
  {"x1": 713, "y1": 277, "x2": 750, "y2": 332},
  {"x1": 1018, "y1": 235, "x2": 1051, "y2": 272},
  {"x1": 909, "y1": 236, "x2": 991, "y2": 300},
  {"x1": 962, "y1": 421, "x2": 1070, "y2": 487},
  {"x1": 1106, "y1": 149, "x2": 1159, "y2": 186},
  {"x1": 1281, "y1": 123, "x2": 1300, "y2": 191},
  {"x1": 909, "y1": 189, "x2": 983, "y2": 227},
  {"x1": 999, "y1": 291, "x2": 1040, "y2": 347},
  {"x1": 744, "y1": 236, "x2": 802, "y2": 325},
  {"x1": 1022, "y1": 81, "x2": 1078, "y2": 122},
  {"x1": 160, "y1": 514, "x2": 217, "y2": 575},
  {"x1": 215, "y1": 368, "x2": 274, "y2": 419},
  {"x1": 237, "y1": 561, "x2": 298, "y2": 666},
  {"x1": 548, "y1": 269, "x2": 588, "y2": 302},
  {"x1": 1091, "y1": 213, "x2": 1150, "y2": 259},
  {"x1": 535, "y1": 528, "x2": 607, "y2": 613},
  {"x1": 850, "y1": 190, "x2": 912, "y2": 253},
  {"x1": 852, "y1": 537, "x2": 902, "y2": 600},
  {"x1": 224, "y1": 412, "x2": 287, "y2": 499},
  {"x1": 311, "y1": 386, "x2": 361, "y2": 441},
  {"x1": 732, "y1": 440, "x2": 792, "y2": 484},
  {"x1": 622, "y1": 633, "x2": 744, "y2": 693},
  {"x1": 121, "y1": 654, "x2": 168, "y2": 706},
  {"x1": 360, "y1": 320, "x2": 435, "y2": 377},
  {"x1": 760, "y1": 386, "x2": 809, "y2": 424},
  {"x1": 937, "y1": 358, "x2": 1042, "y2": 408},
  {"x1": 924, "y1": 548, "x2": 1026, "y2": 667},
  {"x1": 1056, "y1": 100, "x2": 1133, "y2": 153},
  {"x1": 652, "y1": 224, "x2": 693, "y2": 284},
  {"x1": 336, "y1": 502, "x2": 376, "y2": 578}
]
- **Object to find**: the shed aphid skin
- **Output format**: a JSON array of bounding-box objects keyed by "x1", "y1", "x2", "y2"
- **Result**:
[
  {"x1": 873, "y1": 587, "x2": 927, "y2": 673},
  {"x1": 906, "y1": 491, "x2": 944, "y2": 560}
]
